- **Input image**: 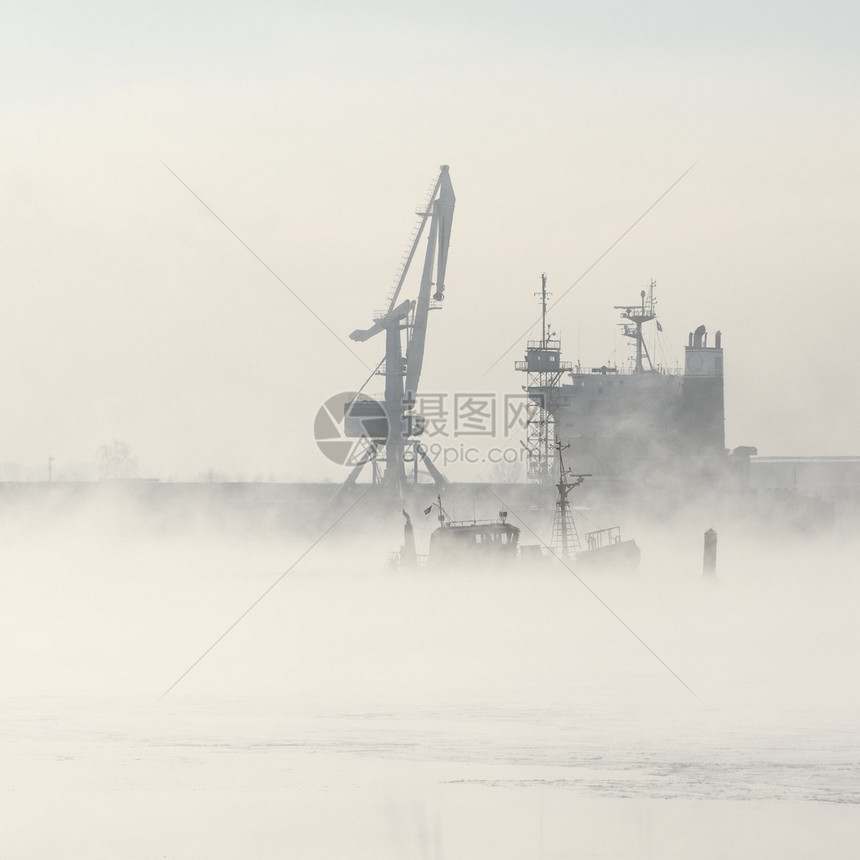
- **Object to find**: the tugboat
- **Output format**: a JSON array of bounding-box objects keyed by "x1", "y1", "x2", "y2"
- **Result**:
[
  {"x1": 389, "y1": 457, "x2": 639, "y2": 570},
  {"x1": 390, "y1": 498, "x2": 521, "y2": 568},
  {"x1": 427, "y1": 502, "x2": 521, "y2": 567}
]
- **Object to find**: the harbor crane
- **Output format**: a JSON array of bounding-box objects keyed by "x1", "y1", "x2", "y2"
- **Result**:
[{"x1": 341, "y1": 165, "x2": 455, "y2": 494}]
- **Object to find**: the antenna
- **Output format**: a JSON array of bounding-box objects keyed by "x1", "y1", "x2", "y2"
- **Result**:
[
  {"x1": 577, "y1": 320, "x2": 582, "y2": 373},
  {"x1": 535, "y1": 272, "x2": 551, "y2": 347},
  {"x1": 436, "y1": 493, "x2": 447, "y2": 526}
]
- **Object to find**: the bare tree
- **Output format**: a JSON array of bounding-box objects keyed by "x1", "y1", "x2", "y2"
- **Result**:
[
  {"x1": 96, "y1": 439, "x2": 138, "y2": 480},
  {"x1": 489, "y1": 458, "x2": 523, "y2": 484},
  {"x1": 198, "y1": 468, "x2": 226, "y2": 483}
]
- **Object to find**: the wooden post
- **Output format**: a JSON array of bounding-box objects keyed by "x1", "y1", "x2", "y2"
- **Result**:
[{"x1": 703, "y1": 529, "x2": 717, "y2": 576}]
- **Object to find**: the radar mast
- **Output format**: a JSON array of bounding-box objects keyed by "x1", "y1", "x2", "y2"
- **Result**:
[{"x1": 615, "y1": 280, "x2": 658, "y2": 373}]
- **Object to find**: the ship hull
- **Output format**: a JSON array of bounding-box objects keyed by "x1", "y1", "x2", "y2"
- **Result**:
[{"x1": 575, "y1": 538, "x2": 641, "y2": 571}]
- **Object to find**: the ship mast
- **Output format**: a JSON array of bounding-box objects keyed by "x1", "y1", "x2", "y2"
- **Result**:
[
  {"x1": 515, "y1": 274, "x2": 572, "y2": 484},
  {"x1": 615, "y1": 281, "x2": 657, "y2": 373},
  {"x1": 551, "y1": 440, "x2": 589, "y2": 559},
  {"x1": 540, "y1": 272, "x2": 549, "y2": 346}
]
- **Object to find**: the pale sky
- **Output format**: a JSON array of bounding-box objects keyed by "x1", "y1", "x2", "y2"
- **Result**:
[{"x1": 2, "y1": 1, "x2": 859, "y2": 480}]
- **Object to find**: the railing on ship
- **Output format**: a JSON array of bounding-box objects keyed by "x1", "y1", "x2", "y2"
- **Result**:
[
  {"x1": 584, "y1": 526, "x2": 622, "y2": 551},
  {"x1": 569, "y1": 363, "x2": 681, "y2": 376}
]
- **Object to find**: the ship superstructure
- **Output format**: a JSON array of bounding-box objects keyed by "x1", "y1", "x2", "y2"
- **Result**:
[{"x1": 518, "y1": 282, "x2": 726, "y2": 480}]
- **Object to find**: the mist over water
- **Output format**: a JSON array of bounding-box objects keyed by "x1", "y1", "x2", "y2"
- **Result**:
[
  {"x1": 4, "y1": 0, "x2": 860, "y2": 853},
  {"x1": 2, "y1": 495, "x2": 858, "y2": 858}
]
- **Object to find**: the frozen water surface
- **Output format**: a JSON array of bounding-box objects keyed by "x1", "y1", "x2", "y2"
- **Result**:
[{"x1": 1, "y1": 517, "x2": 858, "y2": 857}]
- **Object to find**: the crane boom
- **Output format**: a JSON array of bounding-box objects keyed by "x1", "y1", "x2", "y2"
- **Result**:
[
  {"x1": 432, "y1": 166, "x2": 455, "y2": 302},
  {"x1": 404, "y1": 165, "x2": 455, "y2": 400},
  {"x1": 386, "y1": 173, "x2": 443, "y2": 313}
]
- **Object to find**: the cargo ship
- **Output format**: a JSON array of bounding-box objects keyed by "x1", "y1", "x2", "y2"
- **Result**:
[{"x1": 517, "y1": 280, "x2": 736, "y2": 485}]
